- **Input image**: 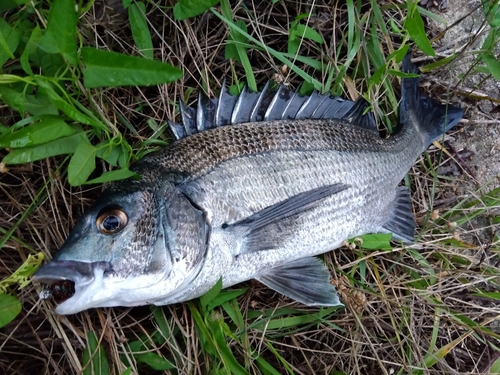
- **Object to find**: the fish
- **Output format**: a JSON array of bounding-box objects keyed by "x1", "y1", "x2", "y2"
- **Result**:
[{"x1": 33, "y1": 54, "x2": 463, "y2": 314}]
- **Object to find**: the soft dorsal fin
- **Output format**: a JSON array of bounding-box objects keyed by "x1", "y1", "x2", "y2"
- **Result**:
[{"x1": 168, "y1": 82, "x2": 378, "y2": 141}]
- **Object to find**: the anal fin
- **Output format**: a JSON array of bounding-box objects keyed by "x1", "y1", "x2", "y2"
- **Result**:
[
  {"x1": 381, "y1": 186, "x2": 416, "y2": 243},
  {"x1": 256, "y1": 257, "x2": 343, "y2": 306}
]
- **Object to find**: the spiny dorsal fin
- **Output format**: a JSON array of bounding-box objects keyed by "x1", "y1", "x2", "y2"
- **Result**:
[{"x1": 168, "y1": 82, "x2": 379, "y2": 140}]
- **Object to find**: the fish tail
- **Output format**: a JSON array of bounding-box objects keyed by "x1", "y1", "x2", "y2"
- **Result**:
[{"x1": 399, "y1": 53, "x2": 463, "y2": 148}]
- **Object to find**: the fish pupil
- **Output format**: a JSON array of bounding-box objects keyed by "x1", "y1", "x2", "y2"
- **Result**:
[{"x1": 103, "y1": 215, "x2": 119, "y2": 231}]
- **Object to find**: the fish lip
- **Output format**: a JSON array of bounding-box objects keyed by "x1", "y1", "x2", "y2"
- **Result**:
[
  {"x1": 33, "y1": 260, "x2": 110, "y2": 286},
  {"x1": 33, "y1": 260, "x2": 113, "y2": 312}
]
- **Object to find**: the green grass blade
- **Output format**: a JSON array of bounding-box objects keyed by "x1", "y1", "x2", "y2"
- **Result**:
[
  {"x1": 211, "y1": 8, "x2": 322, "y2": 90},
  {"x1": 82, "y1": 331, "x2": 110, "y2": 375},
  {"x1": 81, "y1": 48, "x2": 183, "y2": 88},
  {"x1": 221, "y1": 0, "x2": 257, "y2": 92}
]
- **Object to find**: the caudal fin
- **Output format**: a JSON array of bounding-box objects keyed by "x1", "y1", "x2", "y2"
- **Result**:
[{"x1": 399, "y1": 53, "x2": 463, "y2": 148}]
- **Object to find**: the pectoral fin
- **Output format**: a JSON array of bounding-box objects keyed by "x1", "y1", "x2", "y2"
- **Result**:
[
  {"x1": 227, "y1": 183, "x2": 350, "y2": 252},
  {"x1": 256, "y1": 257, "x2": 343, "y2": 306}
]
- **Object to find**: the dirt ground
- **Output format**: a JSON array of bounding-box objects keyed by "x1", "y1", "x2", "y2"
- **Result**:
[{"x1": 430, "y1": 0, "x2": 500, "y2": 189}]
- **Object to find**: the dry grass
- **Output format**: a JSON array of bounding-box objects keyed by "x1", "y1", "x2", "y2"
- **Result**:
[{"x1": 1, "y1": 0, "x2": 500, "y2": 374}]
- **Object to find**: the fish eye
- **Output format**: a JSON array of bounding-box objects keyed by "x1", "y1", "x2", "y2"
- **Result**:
[{"x1": 96, "y1": 207, "x2": 128, "y2": 234}]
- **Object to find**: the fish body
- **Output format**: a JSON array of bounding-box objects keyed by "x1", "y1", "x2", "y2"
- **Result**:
[{"x1": 33, "y1": 54, "x2": 463, "y2": 314}]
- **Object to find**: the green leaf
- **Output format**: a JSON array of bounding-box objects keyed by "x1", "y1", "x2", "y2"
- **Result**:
[
  {"x1": 35, "y1": 78, "x2": 105, "y2": 127},
  {"x1": 85, "y1": 169, "x2": 137, "y2": 184},
  {"x1": 173, "y1": 0, "x2": 220, "y2": 20},
  {"x1": 0, "y1": 0, "x2": 30, "y2": 13},
  {"x1": 121, "y1": 369, "x2": 132, "y2": 375},
  {"x1": 39, "y1": 0, "x2": 77, "y2": 65},
  {"x1": 134, "y1": 352, "x2": 175, "y2": 370},
  {"x1": 2, "y1": 130, "x2": 86, "y2": 164},
  {"x1": 0, "y1": 118, "x2": 75, "y2": 148},
  {"x1": 207, "y1": 288, "x2": 247, "y2": 312},
  {"x1": 0, "y1": 294, "x2": 22, "y2": 328},
  {"x1": 291, "y1": 23, "x2": 324, "y2": 44},
  {"x1": 0, "y1": 18, "x2": 22, "y2": 67},
  {"x1": 81, "y1": 48, "x2": 183, "y2": 88},
  {"x1": 482, "y1": 0, "x2": 500, "y2": 27},
  {"x1": 349, "y1": 233, "x2": 393, "y2": 250},
  {"x1": 404, "y1": 5, "x2": 435, "y2": 56},
  {"x1": 82, "y1": 331, "x2": 110, "y2": 375},
  {"x1": 0, "y1": 85, "x2": 58, "y2": 116},
  {"x1": 490, "y1": 355, "x2": 500, "y2": 373},
  {"x1": 96, "y1": 139, "x2": 123, "y2": 166},
  {"x1": 128, "y1": 2, "x2": 154, "y2": 59},
  {"x1": 199, "y1": 278, "x2": 223, "y2": 310},
  {"x1": 68, "y1": 138, "x2": 97, "y2": 186},
  {"x1": 479, "y1": 52, "x2": 500, "y2": 80}
]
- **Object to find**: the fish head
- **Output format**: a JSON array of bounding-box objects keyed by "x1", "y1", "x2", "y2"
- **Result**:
[{"x1": 33, "y1": 179, "x2": 209, "y2": 314}]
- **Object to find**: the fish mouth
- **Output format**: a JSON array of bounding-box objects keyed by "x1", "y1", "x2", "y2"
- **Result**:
[{"x1": 33, "y1": 260, "x2": 112, "y2": 313}]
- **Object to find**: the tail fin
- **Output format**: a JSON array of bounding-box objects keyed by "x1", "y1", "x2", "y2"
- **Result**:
[{"x1": 399, "y1": 53, "x2": 463, "y2": 147}]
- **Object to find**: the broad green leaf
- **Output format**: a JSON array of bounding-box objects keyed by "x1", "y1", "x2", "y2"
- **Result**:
[
  {"x1": 0, "y1": 86, "x2": 58, "y2": 116},
  {"x1": 21, "y1": 24, "x2": 66, "y2": 77},
  {"x1": 173, "y1": 0, "x2": 220, "y2": 20},
  {"x1": 0, "y1": 118, "x2": 74, "y2": 148},
  {"x1": 490, "y1": 355, "x2": 500, "y2": 373},
  {"x1": 479, "y1": 52, "x2": 500, "y2": 80},
  {"x1": 39, "y1": 0, "x2": 77, "y2": 65},
  {"x1": 129, "y1": 2, "x2": 154, "y2": 59},
  {"x1": 2, "y1": 131, "x2": 86, "y2": 164},
  {"x1": 96, "y1": 139, "x2": 123, "y2": 166},
  {"x1": 482, "y1": 0, "x2": 500, "y2": 27},
  {"x1": 68, "y1": 138, "x2": 97, "y2": 186},
  {"x1": 0, "y1": 0, "x2": 30, "y2": 13},
  {"x1": 350, "y1": 233, "x2": 393, "y2": 250},
  {"x1": 81, "y1": 48, "x2": 183, "y2": 88},
  {"x1": 121, "y1": 369, "x2": 132, "y2": 375},
  {"x1": 0, "y1": 18, "x2": 22, "y2": 67},
  {"x1": 82, "y1": 331, "x2": 110, "y2": 375},
  {"x1": 35, "y1": 79, "x2": 104, "y2": 127},
  {"x1": 404, "y1": 6, "x2": 435, "y2": 56},
  {"x1": 288, "y1": 23, "x2": 324, "y2": 55},
  {"x1": 84, "y1": 169, "x2": 137, "y2": 184},
  {"x1": 200, "y1": 278, "x2": 222, "y2": 310},
  {"x1": 291, "y1": 23, "x2": 324, "y2": 44},
  {"x1": 134, "y1": 353, "x2": 175, "y2": 371},
  {"x1": 0, "y1": 294, "x2": 22, "y2": 328}
]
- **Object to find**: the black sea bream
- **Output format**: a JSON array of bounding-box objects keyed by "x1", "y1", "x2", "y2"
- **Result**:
[{"x1": 33, "y1": 54, "x2": 463, "y2": 314}]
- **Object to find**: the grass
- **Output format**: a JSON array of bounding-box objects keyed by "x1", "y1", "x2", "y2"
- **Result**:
[{"x1": 1, "y1": 0, "x2": 500, "y2": 374}]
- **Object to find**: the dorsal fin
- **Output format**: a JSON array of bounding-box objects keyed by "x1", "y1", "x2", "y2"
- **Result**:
[{"x1": 168, "y1": 82, "x2": 379, "y2": 140}]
